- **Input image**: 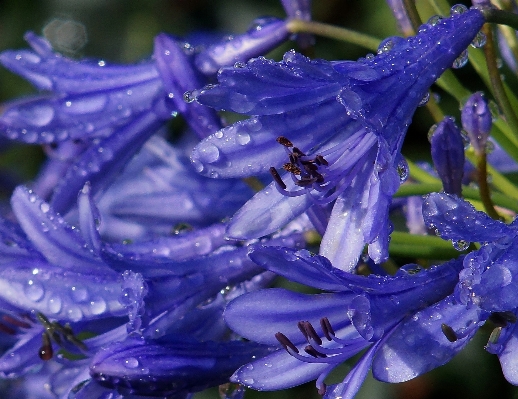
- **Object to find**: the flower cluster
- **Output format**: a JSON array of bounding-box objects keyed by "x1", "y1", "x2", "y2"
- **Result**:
[{"x1": 1, "y1": 1, "x2": 518, "y2": 398}]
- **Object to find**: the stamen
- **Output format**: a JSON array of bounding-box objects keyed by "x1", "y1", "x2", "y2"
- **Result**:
[
  {"x1": 0, "y1": 323, "x2": 16, "y2": 335},
  {"x1": 299, "y1": 321, "x2": 323, "y2": 345},
  {"x1": 320, "y1": 317, "x2": 334, "y2": 341},
  {"x1": 282, "y1": 163, "x2": 301, "y2": 175},
  {"x1": 304, "y1": 345, "x2": 327, "y2": 358},
  {"x1": 489, "y1": 311, "x2": 517, "y2": 327},
  {"x1": 269, "y1": 167, "x2": 287, "y2": 190},
  {"x1": 441, "y1": 323, "x2": 458, "y2": 342},
  {"x1": 276, "y1": 136, "x2": 293, "y2": 147},
  {"x1": 275, "y1": 332, "x2": 299, "y2": 354},
  {"x1": 2, "y1": 315, "x2": 31, "y2": 329},
  {"x1": 39, "y1": 332, "x2": 53, "y2": 361}
]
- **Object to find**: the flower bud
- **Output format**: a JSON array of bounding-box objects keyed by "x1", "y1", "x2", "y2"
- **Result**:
[{"x1": 430, "y1": 117, "x2": 465, "y2": 197}]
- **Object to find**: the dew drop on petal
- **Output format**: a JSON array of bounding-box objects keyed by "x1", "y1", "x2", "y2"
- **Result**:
[
  {"x1": 90, "y1": 297, "x2": 107, "y2": 315},
  {"x1": 196, "y1": 142, "x2": 220, "y2": 163},
  {"x1": 418, "y1": 92, "x2": 430, "y2": 107},
  {"x1": 452, "y1": 49, "x2": 469, "y2": 69},
  {"x1": 452, "y1": 239, "x2": 470, "y2": 251},
  {"x1": 426, "y1": 15, "x2": 442, "y2": 26},
  {"x1": 471, "y1": 31, "x2": 486, "y2": 48},
  {"x1": 450, "y1": 4, "x2": 468, "y2": 15},
  {"x1": 183, "y1": 91, "x2": 195, "y2": 103},
  {"x1": 124, "y1": 357, "x2": 140, "y2": 369},
  {"x1": 48, "y1": 295, "x2": 62, "y2": 314},
  {"x1": 397, "y1": 159, "x2": 409, "y2": 183},
  {"x1": 24, "y1": 280, "x2": 45, "y2": 302}
]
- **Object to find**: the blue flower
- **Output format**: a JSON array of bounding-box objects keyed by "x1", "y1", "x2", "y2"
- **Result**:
[
  {"x1": 0, "y1": 19, "x2": 292, "y2": 214},
  {"x1": 224, "y1": 245, "x2": 467, "y2": 398},
  {"x1": 89, "y1": 336, "x2": 272, "y2": 397},
  {"x1": 191, "y1": 8, "x2": 485, "y2": 271},
  {"x1": 419, "y1": 192, "x2": 518, "y2": 384}
]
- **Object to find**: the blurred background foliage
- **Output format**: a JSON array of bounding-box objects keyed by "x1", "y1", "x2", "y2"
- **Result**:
[{"x1": 0, "y1": 0, "x2": 517, "y2": 398}]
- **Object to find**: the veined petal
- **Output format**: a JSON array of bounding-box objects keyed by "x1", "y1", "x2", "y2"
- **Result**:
[
  {"x1": 231, "y1": 349, "x2": 328, "y2": 390},
  {"x1": 0, "y1": 257, "x2": 123, "y2": 321},
  {"x1": 247, "y1": 246, "x2": 350, "y2": 291},
  {"x1": 0, "y1": 32, "x2": 160, "y2": 93},
  {"x1": 224, "y1": 288, "x2": 355, "y2": 345},
  {"x1": 227, "y1": 180, "x2": 311, "y2": 239},
  {"x1": 196, "y1": 51, "x2": 345, "y2": 115},
  {"x1": 195, "y1": 17, "x2": 290, "y2": 75},
  {"x1": 50, "y1": 108, "x2": 165, "y2": 215},
  {"x1": 191, "y1": 99, "x2": 354, "y2": 178},
  {"x1": 372, "y1": 295, "x2": 485, "y2": 383},
  {"x1": 90, "y1": 337, "x2": 271, "y2": 396},
  {"x1": 77, "y1": 182, "x2": 101, "y2": 253},
  {"x1": 10, "y1": 186, "x2": 104, "y2": 271},
  {"x1": 154, "y1": 33, "x2": 221, "y2": 138},
  {"x1": 423, "y1": 192, "x2": 512, "y2": 243}
]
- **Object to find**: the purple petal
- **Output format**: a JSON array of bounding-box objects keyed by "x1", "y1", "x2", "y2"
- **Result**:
[
  {"x1": 231, "y1": 349, "x2": 328, "y2": 390},
  {"x1": 248, "y1": 246, "x2": 349, "y2": 291},
  {"x1": 372, "y1": 295, "x2": 485, "y2": 382},
  {"x1": 195, "y1": 17, "x2": 290, "y2": 75},
  {"x1": 226, "y1": 180, "x2": 311, "y2": 239},
  {"x1": 10, "y1": 186, "x2": 104, "y2": 271},
  {"x1": 423, "y1": 192, "x2": 512, "y2": 242},
  {"x1": 224, "y1": 288, "x2": 356, "y2": 345}
]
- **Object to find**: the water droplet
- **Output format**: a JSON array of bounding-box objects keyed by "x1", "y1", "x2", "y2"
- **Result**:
[
  {"x1": 120, "y1": 287, "x2": 134, "y2": 306},
  {"x1": 485, "y1": 140, "x2": 495, "y2": 153},
  {"x1": 397, "y1": 159, "x2": 409, "y2": 183},
  {"x1": 98, "y1": 60, "x2": 106, "y2": 67},
  {"x1": 183, "y1": 91, "x2": 195, "y2": 103},
  {"x1": 427, "y1": 123, "x2": 439, "y2": 142},
  {"x1": 215, "y1": 131, "x2": 224, "y2": 139},
  {"x1": 124, "y1": 357, "x2": 140, "y2": 369},
  {"x1": 67, "y1": 306, "x2": 83, "y2": 322},
  {"x1": 48, "y1": 295, "x2": 62, "y2": 314},
  {"x1": 452, "y1": 239, "x2": 470, "y2": 251},
  {"x1": 471, "y1": 31, "x2": 486, "y2": 48},
  {"x1": 196, "y1": 142, "x2": 220, "y2": 163},
  {"x1": 377, "y1": 38, "x2": 394, "y2": 54},
  {"x1": 450, "y1": 4, "x2": 468, "y2": 15},
  {"x1": 71, "y1": 285, "x2": 89, "y2": 302},
  {"x1": 236, "y1": 132, "x2": 250, "y2": 145},
  {"x1": 234, "y1": 61, "x2": 245, "y2": 68},
  {"x1": 40, "y1": 203, "x2": 50, "y2": 213},
  {"x1": 426, "y1": 15, "x2": 442, "y2": 26},
  {"x1": 24, "y1": 280, "x2": 45, "y2": 302},
  {"x1": 452, "y1": 49, "x2": 469, "y2": 69},
  {"x1": 418, "y1": 92, "x2": 430, "y2": 106},
  {"x1": 90, "y1": 297, "x2": 107, "y2": 315}
]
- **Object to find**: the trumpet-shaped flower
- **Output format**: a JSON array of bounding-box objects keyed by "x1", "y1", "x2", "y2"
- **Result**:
[
  {"x1": 224, "y1": 245, "x2": 469, "y2": 398},
  {"x1": 192, "y1": 7, "x2": 485, "y2": 270}
]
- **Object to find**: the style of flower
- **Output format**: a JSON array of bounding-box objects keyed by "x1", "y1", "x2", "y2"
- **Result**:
[{"x1": 192, "y1": 7, "x2": 485, "y2": 271}]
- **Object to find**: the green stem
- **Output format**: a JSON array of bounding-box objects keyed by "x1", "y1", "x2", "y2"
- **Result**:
[
  {"x1": 481, "y1": 7, "x2": 518, "y2": 31},
  {"x1": 394, "y1": 183, "x2": 518, "y2": 213},
  {"x1": 407, "y1": 159, "x2": 441, "y2": 184},
  {"x1": 465, "y1": 150, "x2": 518, "y2": 201},
  {"x1": 401, "y1": 0, "x2": 421, "y2": 33},
  {"x1": 286, "y1": 19, "x2": 380, "y2": 52},
  {"x1": 390, "y1": 232, "x2": 465, "y2": 259},
  {"x1": 474, "y1": 151, "x2": 501, "y2": 219},
  {"x1": 482, "y1": 24, "x2": 518, "y2": 147}
]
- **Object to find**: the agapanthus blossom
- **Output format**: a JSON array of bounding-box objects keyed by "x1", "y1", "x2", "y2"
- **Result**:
[
  {"x1": 223, "y1": 245, "x2": 470, "y2": 398},
  {"x1": 0, "y1": 16, "x2": 292, "y2": 215},
  {"x1": 192, "y1": 7, "x2": 485, "y2": 271}
]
